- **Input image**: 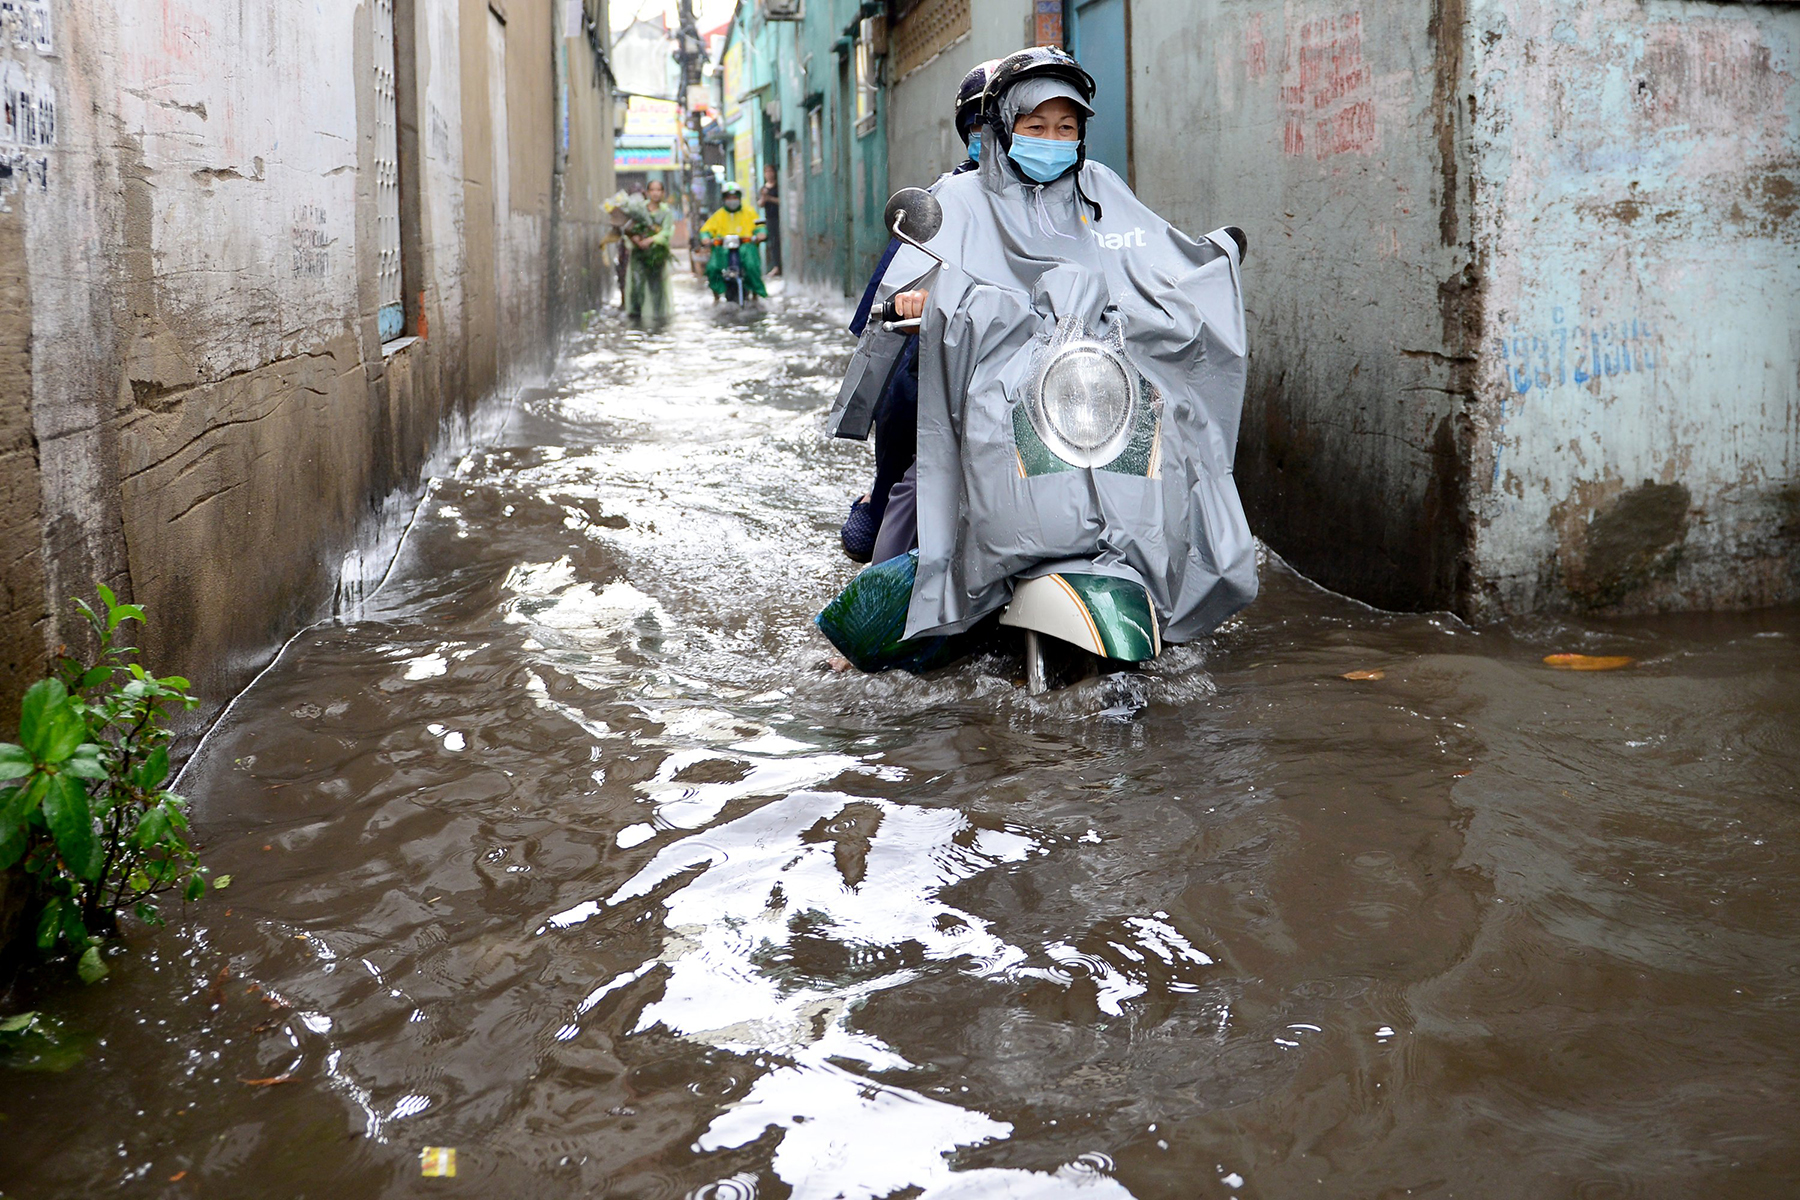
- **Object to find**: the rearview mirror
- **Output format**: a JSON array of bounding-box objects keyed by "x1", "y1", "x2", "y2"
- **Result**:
[{"x1": 884, "y1": 188, "x2": 943, "y2": 245}]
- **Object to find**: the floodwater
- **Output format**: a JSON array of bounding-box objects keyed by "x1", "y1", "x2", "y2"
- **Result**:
[{"x1": 4, "y1": 278, "x2": 1798, "y2": 1199}]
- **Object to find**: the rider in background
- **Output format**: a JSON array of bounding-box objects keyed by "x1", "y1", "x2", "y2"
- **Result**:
[
  {"x1": 839, "y1": 57, "x2": 1002, "y2": 563},
  {"x1": 699, "y1": 182, "x2": 768, "y2": 303}
]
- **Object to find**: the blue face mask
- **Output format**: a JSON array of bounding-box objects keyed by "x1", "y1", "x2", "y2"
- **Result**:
[
  {"x1": 967, "y1": 132, "x2": 982, "y2": 162},
  {"x1": 1008, "y1": 133, "x2": 1080, "y2": 183}
]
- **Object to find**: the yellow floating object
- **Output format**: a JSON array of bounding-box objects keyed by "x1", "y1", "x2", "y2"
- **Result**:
[
  {"x1": 1340, "y1": 669, "x2": 1385, "y2": 680},
  {"x1": 420, "y1": 1147, "x2": 457, "y2": 1178},
  {"x1": 1543, "y1": 654, "x2": 1634, "y2": 671}
]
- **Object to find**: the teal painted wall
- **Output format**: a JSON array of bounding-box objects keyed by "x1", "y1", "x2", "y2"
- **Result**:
[{"x1": 726, "y1": 1, "x2": 888, "y2": 295}]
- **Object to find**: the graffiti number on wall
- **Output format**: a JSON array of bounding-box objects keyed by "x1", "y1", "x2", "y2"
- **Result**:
[{"x1": 1500, "y1": 307, "x2": 1661, "y2": 395}]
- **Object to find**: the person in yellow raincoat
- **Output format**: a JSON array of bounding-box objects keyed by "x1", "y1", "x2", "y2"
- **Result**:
[{"x1": 699, "y1": 181, "x2": 768, "y2": 303}]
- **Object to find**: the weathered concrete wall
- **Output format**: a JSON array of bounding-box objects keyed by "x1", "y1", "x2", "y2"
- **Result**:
[
  {"x1": 0, "y1": 0, "x2": 614, "y2": 732},
  {"x1": 1130, "y1": 0, "x2": 1796, "y2": 619},
  {"x1": 1132, "y1": 0, "x2": 1478, "y2": 613},
  {"x1": 1465, "y1": 0, "x2": 1799, "y2": 617},
  {"x1": 886, "y1": 0, "x2": 1033, "y2": 194},
  {"x1": 0, "y1": 202, "x2": 43, "y2": 736}
]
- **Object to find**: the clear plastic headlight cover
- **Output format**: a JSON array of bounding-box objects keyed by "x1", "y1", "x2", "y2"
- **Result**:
[{"x1": 1034, "y1": 343, "x2": 1135, "y2": 467}]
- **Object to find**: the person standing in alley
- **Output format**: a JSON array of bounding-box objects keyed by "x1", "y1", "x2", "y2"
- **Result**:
[
  {"x1": 699, "y1": 181, "x2": 768, "y2": 303},
  {"x1": 758, "y1": 164, "x2": 782, "y2": 278},
  {"x1": 624, "y1": 179, "x2": 676, "y2": 323}
]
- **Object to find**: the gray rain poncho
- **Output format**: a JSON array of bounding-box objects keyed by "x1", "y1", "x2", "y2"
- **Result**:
[{"x1": 829, "y1": 149, "x2": 1256, "y2": 645}]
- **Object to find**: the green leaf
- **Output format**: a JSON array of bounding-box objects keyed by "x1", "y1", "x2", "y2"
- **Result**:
[
  {"x1": 133, "y1": 900, "x2": 162, "y2": 926},
  {"x1": 140, "y1": 746, "x2": 170, "y2": 790},
  {"x1": 60, "y1": 902, "x2": 89, "y2": 951},
  {"x1": 183, "y1": 873, "x2": 206, "y2": 902},
  {"x1": 159, "y1": 676, "x2": 191, "y2": 691},
  {"x1": 77, "y1": 946, "x2": 108, "y2": 984},
  {"x1": 73, "y1": 597, "x2": 102, "y2": 637},
  {"x1": 16, "y1": 772, "x2": 48, "y2": 819},
  {"x1": 18, "y1": 681, "x2": 86, "y2": 766},
  {"x1": 80, "y1": 665, "x2": 113, "y2": 689},
  {"x1": 42, "y1": 775, "x2": 98, "y2": 882},
  {"x1": 35, "y1": 899, "x2": 62, "y2": 951},
  {"x1": 63, "y1": 744, "x2": 108, "y2": 780},
  {"x1": 0, "y1": 1012, "x2": 35, "y2": 1034},
  {"x1": 18, "y1": 680, "x2": 67, "y2": 759},
  {"x1": 43, "y1": 708, "x2": 85, "y2": 763},
  {"x1": 110, "y1": 604, "x2": 145, "y2": 630},
  {"x1": 95, "y1": 582, "x2": 116, "y2": 609},
  {"x1": 212, "y1": 874, "x2": 232, "y2": 890},
  {"x1": 134, "y1": 806, "x2": 170, "y2": 849},
  {"x1": 0, "y1": 743, "x2": 31, "y2": 780},
  {"x1": 0, "y1": 818, "x2": 27, "y2": 871}
]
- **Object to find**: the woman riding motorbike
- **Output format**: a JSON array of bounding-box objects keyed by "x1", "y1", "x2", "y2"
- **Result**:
[{"x1": 819, "y1": 47, "x2": 1256, "y2": 681}]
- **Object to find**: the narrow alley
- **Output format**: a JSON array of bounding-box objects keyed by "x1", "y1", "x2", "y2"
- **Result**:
[{"x1": 3, "y1": 279, "x2": 1796, "y2": 1197}]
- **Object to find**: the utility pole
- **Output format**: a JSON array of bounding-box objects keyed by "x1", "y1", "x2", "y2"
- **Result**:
[{"x1": 673, "y1": 0, "x2": 704, "y2": 219}]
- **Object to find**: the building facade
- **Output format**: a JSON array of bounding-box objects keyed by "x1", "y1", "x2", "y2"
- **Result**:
[
  {"x1": 724, "y1": 0, "x2": 890, "y2": 296},
  {"x1": 0, "y1": 0, "x2": 617, "y2": 732}
]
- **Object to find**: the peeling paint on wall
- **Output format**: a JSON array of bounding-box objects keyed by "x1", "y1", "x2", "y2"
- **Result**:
[
  {"x1": 1470, "y1": 0, "x2": 1799, "y2": 616},
  {"x1": 1135, "y1": 0, "x2": 1795, "y2": 619},
  {"x1": 3, "y1": 0, "x2": 617, "y2": 737}
]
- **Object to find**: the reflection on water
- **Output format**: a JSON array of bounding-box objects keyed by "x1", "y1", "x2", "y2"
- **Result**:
[{"x1": 3, "y1": 277, "x2": 1798, "y2": 1198}]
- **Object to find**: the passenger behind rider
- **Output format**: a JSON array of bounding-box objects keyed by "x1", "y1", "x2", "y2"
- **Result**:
[
  {"x1": 840, "y1": 58, "x2": 1001, "y2": 565},
  {"x1": 699, "y1": 181, "x2": 768, "y2": 303},
  {"x1": 863, "y1": 55, "x2": 1093, "y2": 565}
]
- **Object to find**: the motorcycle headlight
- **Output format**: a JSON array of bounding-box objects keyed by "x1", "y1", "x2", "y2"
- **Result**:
[{"x1": 1033, "y1": 343, "x2": 1135, "y2": 467}]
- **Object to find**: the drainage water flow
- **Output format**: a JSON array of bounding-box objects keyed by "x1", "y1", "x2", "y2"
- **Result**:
[{"x1": 4, "y1": 279, "x2": 1798, "y2": 1198}]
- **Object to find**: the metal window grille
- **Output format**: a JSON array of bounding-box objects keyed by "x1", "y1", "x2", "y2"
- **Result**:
[
  {"x1": 891, "y1": 0, "x2": 969, "y2": 83},
  {"x1": 372, "y1": 0, "x2": 405, "y2": 342}
]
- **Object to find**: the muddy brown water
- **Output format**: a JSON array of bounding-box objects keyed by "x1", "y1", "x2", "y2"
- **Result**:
[{"x1": 4, "y1": 280, "x2": 1798, "y2": 1199}]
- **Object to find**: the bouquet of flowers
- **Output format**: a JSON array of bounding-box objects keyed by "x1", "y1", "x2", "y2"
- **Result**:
[{"x1": 604, "y1": 191, "x2": 669, "y2": 268}]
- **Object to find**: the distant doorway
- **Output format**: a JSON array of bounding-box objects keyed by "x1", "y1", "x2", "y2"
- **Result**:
[{"x1": 1067, "y1": 0, "x2": 1129, "y2": 183}]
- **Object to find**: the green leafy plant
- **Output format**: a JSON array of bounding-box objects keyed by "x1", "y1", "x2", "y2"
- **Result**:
[
  {"x1": 0, "y1": 586, "x2": 227, "y2": 981},
  {"x1": 0, "y1": 1010, "x2": 91, "y2": 1071}
]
